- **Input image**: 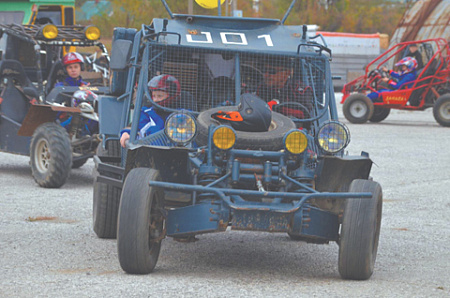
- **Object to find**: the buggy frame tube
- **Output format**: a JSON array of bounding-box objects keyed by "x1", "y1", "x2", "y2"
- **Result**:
[
  {"x1": 160, "y1": 0, "x2": 174, "y2": 19},
  {"x1": 281, "y1": 0, "x2": 298, "y2": 25},
  {"x1": 148, "y1": 181, "x2": 372, "y2": 212}
]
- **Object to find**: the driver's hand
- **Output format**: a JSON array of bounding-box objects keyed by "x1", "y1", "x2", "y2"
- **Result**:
[
  {"x1": 381, "y1": 77, "x2": 389, "y2": 82},
  {"x1": 120, "y1": 133, "x2": 130, "y2": 148}
]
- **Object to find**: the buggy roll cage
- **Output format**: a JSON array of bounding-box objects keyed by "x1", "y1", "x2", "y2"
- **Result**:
[
  {"x1": 115, "y1": 0, "x2": 338, "y2": 146},
  {"x1": 0, "y1": 23, "x2": 109, "y2": 98}
]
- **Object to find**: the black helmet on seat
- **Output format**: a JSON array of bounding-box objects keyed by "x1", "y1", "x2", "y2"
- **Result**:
[{"x1": 212, "y1": 93, "x2": 272, "y2": 132}]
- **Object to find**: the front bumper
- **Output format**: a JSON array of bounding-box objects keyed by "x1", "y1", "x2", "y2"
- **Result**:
[{"x1": 150, "y1": 181, "x2": 372, "y2": 242}]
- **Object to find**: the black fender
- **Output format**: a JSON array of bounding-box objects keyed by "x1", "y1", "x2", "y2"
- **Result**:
[
  {"x1": 124, "y1": 145, "x2": 193, "y2": 205},
  {"x1": 315, "y1": 155, "x2": 373, "y2": 193}
]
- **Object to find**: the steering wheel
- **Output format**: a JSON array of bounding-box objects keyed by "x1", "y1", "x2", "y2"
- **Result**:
[
  {"x1": 369, "y1": 68, "x2": 389, "y2": 90},
  {"x1": 240, "y1": 64, "x2": 264, "y2": 93},
  {"x1": 368, "y1": 69, "x2": 380, "y2": 79},
  {"x1": 272, "y1": 102, "x2": 311, "y2": 119}
]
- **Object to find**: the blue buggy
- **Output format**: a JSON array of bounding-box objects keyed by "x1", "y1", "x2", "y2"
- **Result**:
[{"x1": 93, "y1": 0, "x2": 383, "y2": 280}]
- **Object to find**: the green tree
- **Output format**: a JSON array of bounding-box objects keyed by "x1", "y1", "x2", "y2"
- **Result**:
[
  {"x1": 258, "y1": 0, "x2": 407, "y2": 36},
  {"x1": 89, "y1": 0, "x2": 408, "y2": 38}
]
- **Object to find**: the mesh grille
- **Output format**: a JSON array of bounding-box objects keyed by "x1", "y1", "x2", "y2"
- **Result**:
[{"x1": 146, "y1": 44, "x2": 327, "y2": 119}]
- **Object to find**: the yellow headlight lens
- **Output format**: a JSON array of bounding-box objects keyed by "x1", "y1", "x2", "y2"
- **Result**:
[
  {"x1": 213, "y1": 126, "x2": 236, "y2": 150},
  {"x1": 42, "y1": 24, "x2": 58, "y2": 39},
  {"x1": 85, "y1": 26, "x2": 101, "y2": 40},
  {"x1": 285, "y1": 130, "x2": 308, "y2": 154}
]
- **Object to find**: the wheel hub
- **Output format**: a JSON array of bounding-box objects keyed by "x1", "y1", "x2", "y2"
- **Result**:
[
  {"x1": 35, "y1": 139, "x2": 50, "y2": 173},
  {"x1": 350, "y1": 101, "x2": 367, "y2": 117},
  {"x1": 439, "y1": 102, "x2": 450, "y2": 120}
]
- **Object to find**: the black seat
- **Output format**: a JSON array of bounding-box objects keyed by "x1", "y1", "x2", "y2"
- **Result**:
[
  {"x1": 0, "y1": 60, "x2": 37, "y2": 123},
  {"x1": 0, "y1": 59, "x2": 35, "y2": 89},
  {"x1": 45, "y1": 60, "x2": 65, "y2": 94},
  {"x1": 205, "y1": 76, "x2": 235, "y2": 108},
  {"x1": 409, "y1": 59, "x2": 439, "y2": 106}
]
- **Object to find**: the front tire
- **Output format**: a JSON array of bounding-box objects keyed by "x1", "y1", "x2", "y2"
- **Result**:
[
  {"x1": 338, "y1": 179, "x2": 382, "y2": 280},
  {"x1": 93, "y1": 140, "x2": 122, "y2": 239},
  {"x1": 30, "y1": 123, "x2": 72, "y2": 188},
  {"x1": 117, "y1": 168, "x2": 165, "y2": 274},
  {"x1": 343, "y1": 94, "x2": 374, "y2": 124},
  {"x1": 433, "y1": 94, "x2": 450, "y2": 127}
]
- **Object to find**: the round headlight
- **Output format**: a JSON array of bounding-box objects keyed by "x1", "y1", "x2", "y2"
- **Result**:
[
  {"x1": 164, "y1": 112, "x2": 197, "y2": 145},
  {"x1": 213, "y1": 126, "x2": 236, "y2": 150},
  {"x1": 85, "y1": 26, "x2": 101, "y2": 40},
  {"x1": 284, "y1": 130, "x2": 308, "y2": 154},
  {"x1": 42, "y1": 24, "x2": 58, "y2": 39},
  {"x1": 317, "y1": 121, "x2": 350, "y2": 153}
]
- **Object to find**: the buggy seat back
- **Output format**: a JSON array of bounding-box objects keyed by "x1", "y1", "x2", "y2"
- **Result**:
[
  {"x1": 45, "y1": 60, "x2": 65, "y2": 94},
  {"x1": 409, "y1": 59, "x2": 440, "y2": 106},
  {"x1": 0, "y1": 59, "x2": 34, "y2": 88}
]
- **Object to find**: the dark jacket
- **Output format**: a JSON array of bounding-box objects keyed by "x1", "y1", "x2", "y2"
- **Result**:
[
  {"x1": 406, "y1": 51, "x2": 423, "y2": 70},
  {"x1": 55, "y1": 76, "x2": 88, "y2": 87}
]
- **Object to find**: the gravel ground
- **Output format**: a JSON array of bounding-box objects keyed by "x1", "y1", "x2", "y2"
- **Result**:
[{"x1": 1, "y1": 95, "x2": 449, "y2": 297}]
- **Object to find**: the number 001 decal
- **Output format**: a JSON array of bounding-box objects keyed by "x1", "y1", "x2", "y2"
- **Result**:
[{"x1": 186, "y1": 31, "x2": 274, "y2": 47}]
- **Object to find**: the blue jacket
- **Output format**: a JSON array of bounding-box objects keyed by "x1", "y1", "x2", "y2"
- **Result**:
[
  {"x1": 55, "y1": 76, "x2": 88, "y2": 87},
  {"x1": 120, "y1": 107, "x2": 165, "y2": 139},
  {"x1": 388, "y1": 70, "x2": 416, "y2": 90}
]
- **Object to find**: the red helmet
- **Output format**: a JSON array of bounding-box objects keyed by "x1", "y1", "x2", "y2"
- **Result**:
[
  {"x1": 147, "y1": 74, "x2": 181, "y2": 107},
  {"x1": 62, "y1": 52, "x2": 84, "y2": 67}
]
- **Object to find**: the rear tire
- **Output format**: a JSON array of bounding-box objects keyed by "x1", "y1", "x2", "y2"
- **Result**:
[
  {"x1": 369, "y1": 107, "x2": 390, "y2": 123},
  {"x1": 92, "y1": 140, "x2": 122, "y2": 239},
  {"x1": 30, "y1": 123, "x2": 72, "y2": 188},
  {"x1": 433, "y1": 94, "x2": 450, "y2": 127},
  {"x1": 343, "y1": 94, "x2": 374, "y2": 124},
  {"x1": 117, "y1": 168, "x2": 164, "y2": 274},
  {"x1": 338, "y1": 179, "x2": 382, "y2": 280}
]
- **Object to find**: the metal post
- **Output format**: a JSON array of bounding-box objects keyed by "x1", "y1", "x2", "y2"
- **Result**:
[
  {"x1": 281, "y1": 0, "x2": 297, "y2": 24},
  {"x1": 218, "y1": 0, "x2": 221, "y2": 16},
  {"x1": 160, "y1": 0, "x2": 174, "y2": 19},
  {"x1": 188, "y1": 0, "x2": 193, "y2": 14}
]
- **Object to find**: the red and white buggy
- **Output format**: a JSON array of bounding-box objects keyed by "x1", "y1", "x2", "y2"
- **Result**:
[{"x1": 341, "y1": 38, "x2": 450, "y2": 126}]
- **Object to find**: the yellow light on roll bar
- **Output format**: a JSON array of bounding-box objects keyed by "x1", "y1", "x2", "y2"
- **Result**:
[
  {"x1": 42, "y1": 24, "x2": 58, "y2": 39},
  {"x1": 85, "y1": 26, "x2": 101, "y2": 40}
]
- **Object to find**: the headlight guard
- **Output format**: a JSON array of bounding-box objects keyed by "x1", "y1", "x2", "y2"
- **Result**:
[
  {"x1": 212, "y1": 125, "x2": 236, "y2": 150},
  {"x1": 284, "y1": 129, "x2": 308, "y2": 155},
  {"x1": 316, "y1": 121, "x2": 350, "y2": 154},
  {"x1": 164, "y1": 111, "x2": 197, "y2": 145}
]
